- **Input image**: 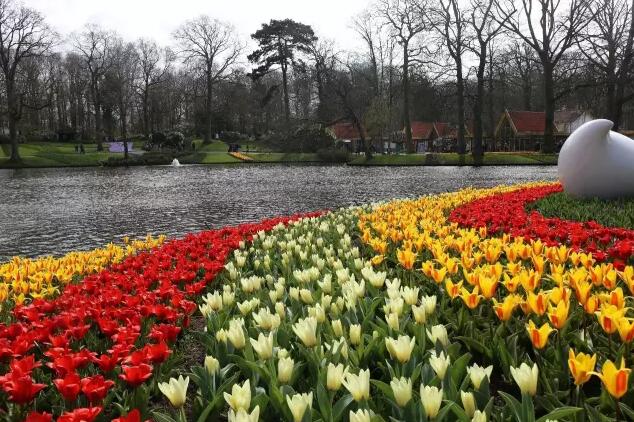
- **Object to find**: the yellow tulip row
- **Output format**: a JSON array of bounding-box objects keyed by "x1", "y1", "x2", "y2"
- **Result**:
[
  {"x1": 359, "y1": 183, "x2": 634, "y2": 350},
  {"x1": 0, "y1": 234, "x2": 166, "y2": 305}
]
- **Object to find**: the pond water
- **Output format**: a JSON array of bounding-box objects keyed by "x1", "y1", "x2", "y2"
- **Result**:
[{"x1": 0, "y1": 164, "x2": 557, "y2": 260}]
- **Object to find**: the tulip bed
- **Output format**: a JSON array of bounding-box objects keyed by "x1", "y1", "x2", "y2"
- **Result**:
[
  {"x1": 3, "y1": 182, "x2": 634, "y2": 422},
  {"x1": 0, "y1": 213, "x2": 319, "y2": 421},
  {"x1": 0, "y1": 235, "x2": 166, "y2": 310}
]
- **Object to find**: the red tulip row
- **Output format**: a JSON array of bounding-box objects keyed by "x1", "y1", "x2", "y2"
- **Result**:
[
  {"x1": 0, "y1": 212, "x2": 322, "y2": 421},
  {"x1": 448, "y1": 184, "x2": 634, "y2": 266}
]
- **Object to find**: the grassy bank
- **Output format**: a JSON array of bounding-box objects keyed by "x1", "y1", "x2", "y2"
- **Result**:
[
  {"x1": 349, "y1": 152, "x2": 559, "y2": 166},
  {"x1": 528, "y1": 191, "x2": 634, "y2": 229}
]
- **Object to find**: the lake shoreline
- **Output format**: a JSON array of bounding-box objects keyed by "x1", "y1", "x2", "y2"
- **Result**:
[{"x1": 0, "y1": 152, "x2": 559, "y2": 169}]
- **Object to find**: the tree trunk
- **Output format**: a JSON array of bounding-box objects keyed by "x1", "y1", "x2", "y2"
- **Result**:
[
  {"x1": 6, "y1": 83, "x2": 20, "y2": 162},
  {"x1": 614, "y1": 1, "x2": 634, "y2": 130},
  {"x1": 402, "y1": 42, "x2": 414, "y2": 153},
  {"x1": 143, "y1": 83, "x2": 150, "y2": 139},
  {"x1": 522, "y1": 79, "x2": 532, "y2": 111},
  {"x1": 487, "y1": 52, "x2": 495, "y2": 149},
  {"x1": 542, "y1": 62, "x2": 555, "y2": 153},
  {"x1": 472, "y1": 45, "x2": 486, "y2": 162},
  {"x1": 205, "y1": 66, "x2": 213, "y2": 143},
  {"x1": 281, "y1": 62, "x2": 290, "y2": 127},
  {"x1": 456, "y1": 59, "x2": 466, "y2": 155}
]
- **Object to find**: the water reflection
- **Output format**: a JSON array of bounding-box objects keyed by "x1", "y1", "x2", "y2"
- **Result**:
[{"x1": 0, "y1": 164, "x2": 557, "y2": 259}]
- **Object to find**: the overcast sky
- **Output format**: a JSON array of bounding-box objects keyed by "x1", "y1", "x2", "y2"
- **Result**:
[{"x1": 22, "y1": 0, "x2": 370, "y2": 52}]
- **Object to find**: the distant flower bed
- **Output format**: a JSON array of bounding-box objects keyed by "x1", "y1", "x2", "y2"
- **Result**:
[
  {"x1": 0, "y1": 235, "x2": 165, "y2": 307},
  {"x1": 0, "y1": 213, "x2": 319, "y2": 420},
  {"x1": 449, "y1": 184, "x2": 634, "y2": 264}
]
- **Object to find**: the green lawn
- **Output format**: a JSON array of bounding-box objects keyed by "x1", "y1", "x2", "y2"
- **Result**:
[
  {"x1": 191, "y1": 140, "x2": 231, "y2": 153},
  {"x1": 349, "y1": 152, "x2": 559, "y2": 166},
  {"x1": 527, "y1": 191, "x2": 634, "y2": 230}
]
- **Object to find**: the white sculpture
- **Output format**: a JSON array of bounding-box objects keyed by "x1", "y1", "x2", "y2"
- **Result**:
[{"x1": 558, "y1": 119, "x2": 634, "y2": 198}]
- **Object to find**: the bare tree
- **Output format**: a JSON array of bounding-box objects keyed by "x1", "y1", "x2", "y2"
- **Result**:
[
  {"x1": 310, "y1": 39, "x2": 338, "y2": 123},
  {"x1": 377, "y1": 0, "x2": 428, "y2": 153},
  {"x1": 468, "y1": 0, "x2": 506, "y2": 160},
  {"x1": 174, "y1": 16, "x2": 241, "y2": 143},
  {"x1": 110, "y1": 41, "x2": 138, "y2": 159},
  {"x1": 72, "y1": 24, "x2": 116, "y2": 150},
  {"x1": 431, "y1": 0, "x2": 469, "y2": 154},
  {"x1": 135, "y1": 39, "x2": 172, "y2": 138},
  {"x1": 352, "y1": 10, "x2": 382, "y2": 96},
  {"x1": 496, "y1": 0, "x2": 592, "y2": 152},
  {"x1": 0, "y1": 0, "x2": 53, "y2": 162},
  {"x1": 578, "y1": 0, "x2": 634, "y2": 129}
]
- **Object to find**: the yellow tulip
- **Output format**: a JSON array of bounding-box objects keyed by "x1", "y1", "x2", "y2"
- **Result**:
[
  {"x1": 396, "y1": 248, "x2": 417, "y2": 270},
  {"x1": 596, "y1": 304, "x2": 626, "y2": 334},
  {"x1": 547, "y1": 300, "x2": 570, "y2": 329},
  {"x1": 525, "y1": 320, "x2": 554, "y2": 349},
  {"x1": 460, "y1": 286, "x2": 481, "y2": 310},
  {"x1": 492, "y1": 295, "x2": 520, "y2": 321},
  {"x1": 568, "y1": 349, "x2": 596, "y2": 385},
  {"x1": 526, "y1": 291, "x2": 548, "y2": 316},
  {"x1": 478, "y1": 275, "x2": 498, "y2": 299},
  {"x1": 445, "y1": 279, "x2": 462, "y2": 299},
  {"x1": 617, "y1": 318, "x2": 634, "y2": 343},
  {"x1": 592, "y1": 358, "x2": 631, "y2": 399}
]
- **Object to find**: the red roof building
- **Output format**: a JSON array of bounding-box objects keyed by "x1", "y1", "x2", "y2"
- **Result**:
[{"x1": 328, "y1": 122, "x2": 366, "y2": 141}]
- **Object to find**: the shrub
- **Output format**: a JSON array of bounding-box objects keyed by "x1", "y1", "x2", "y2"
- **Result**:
[{"x1": 316, "y1": 148, "x2": 350, "y2": 163}]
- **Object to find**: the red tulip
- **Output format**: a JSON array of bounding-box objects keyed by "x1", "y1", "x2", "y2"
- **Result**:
[
  {"x1": 112, "y1": 409, "x2": 150, "y2": 422},
  {"x1": 58, "y1": 406, "x2": 102, "y2": 422},
  {"x1": 80, "y1": 375, "x2": 115, "y2": 403},
  {"x1": 144, "y1": 342, "x2": 171, "y2": 364},
  {"x1": 24, "y1": 412, "x2": 53, "y2": 422},
  {"x1": 1, "y1": 373, "x2": 46, "y2": 404},
  {"x1": 53, "y1": 372, "x2": 82, "y2": 402},
  {"x1": 119, "y1": 364, "x2": 153, "y2": 387}
]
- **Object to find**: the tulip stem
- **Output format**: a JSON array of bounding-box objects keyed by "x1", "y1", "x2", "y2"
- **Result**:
[{"x1": 615, "y1": 398, "x2": 622, "y2": 422}]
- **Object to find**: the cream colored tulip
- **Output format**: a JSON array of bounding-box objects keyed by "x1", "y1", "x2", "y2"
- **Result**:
[
  {"x1": 471, "y1": 410, "x2": 487, "y2": 422},
  {"x1": 510, "y1": 362, "x2": 538, "y2": 396},
  {"x1": 349, "y1": 324, "x2": 361, "y2": 345},
  {"x1": 385, "y1": 335, "x2": 415, "y2": 363},
  {"x1": 426, "y1": 324, "x2": 449, "y2": 347},
  {"x1": 429, "y1": 350, "x2": 451, "y2": 379},
  {"x1": 467, "y1": 363, "x2": 493, "y2": 389},
  {"x1": 386, "y1": 312, "x2": 400, "y2": 331},
  {"x1": 327, "y1": 362, "x2": 348, "y2": 391},
  {"x1": 420, "y1": 385, "x2": 443, "y2": 419},
  {"x1": 228, "y1": 405, "x2": 260, "y2": 422},
  {"x1": 293, "y1": 316, "x2": 318, "y2": 347},
  {"x1": 349, "y1": 409, "x2": 374, "y2": 422},
  {"x1": 224, "y1": 379, "x2": 251, "y2": 411},
  {"x1": 278, "y1": 357, "x2": 294, "y2": 384},
  {"x1": 412, "y1": 304, "x2": 427, "y2": 324},
  {"x1": 331, "y1": 319, "x2": 344, "y2": 337},
  {"x1": 461, "y1": 391, "x2": 476, "y2": 417},
  {"x1": 401, "y1": 286, "x2": 420, "y2": 305},
  {"x1": 343, "y1": 369, "x2": 371, "y2": 402},
  {"x1": 286, "y1": 392, "x2": 313, "y2": 422},
  {"x1": 250, "y1": 332, "x2": 274, "y2": 360},
  {"x1": 158, "y1": 375, "x2": 189, "y2": 408},
  {"x1": 204, "y1": 355, "x2": 219, "y2": 375},
  {"x1": 227, "y1": 319, "x2": 246, "y2": 349},
  {"x1": 390, "y1": 377, "x2": 413, "y2": 407},
  {"x1": 421, "y1": 295, "x2": 437, "y2": 316}
]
